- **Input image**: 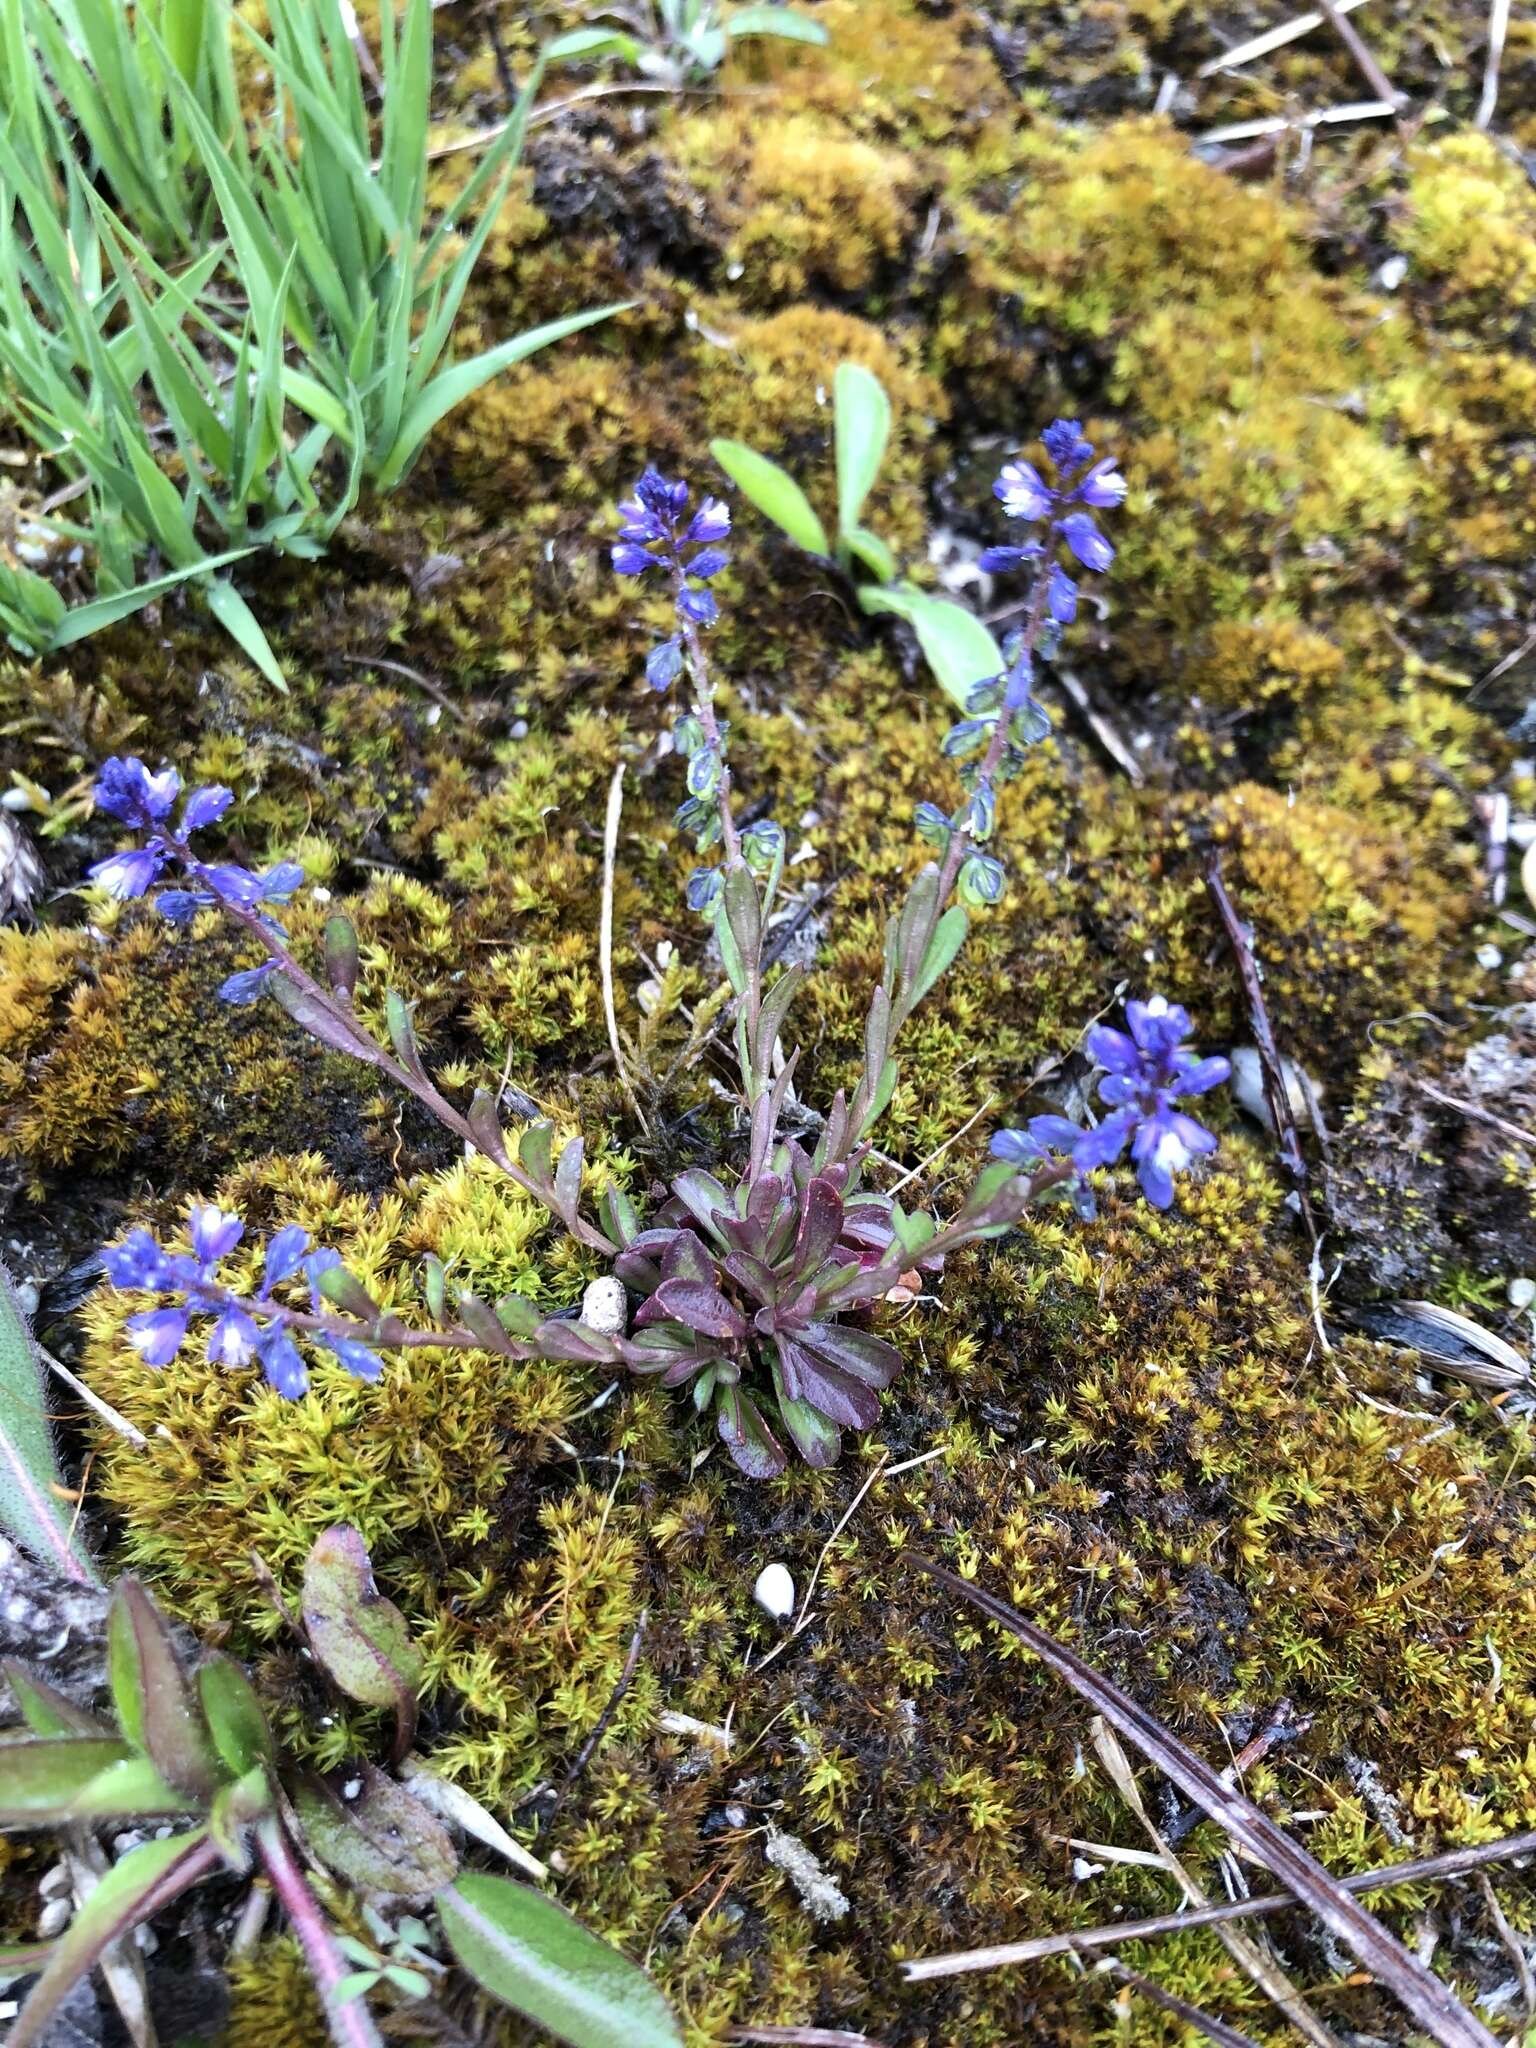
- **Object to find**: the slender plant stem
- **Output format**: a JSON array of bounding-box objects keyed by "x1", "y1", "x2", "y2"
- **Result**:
[
  {"x1": 186, "y1": 859, "x2": 614, "y2": 1255},
  {"x1": 676, "y1": 580, "x2": 741, "y2": 868},
  {"x1": 256, "y1": 1818, "x2": 384, "y2": 2048},
  {"x1": 933, "y1": 564, "x2": 1055, "y2": 914}
]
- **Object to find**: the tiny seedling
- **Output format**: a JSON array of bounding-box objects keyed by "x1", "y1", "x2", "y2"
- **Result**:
[
  {"x1": 711, "y1": 361, "x2": 1007, "y2": 709},
  {"x1": 549, "y1": 0, "x2": 828, "y2": 87}
]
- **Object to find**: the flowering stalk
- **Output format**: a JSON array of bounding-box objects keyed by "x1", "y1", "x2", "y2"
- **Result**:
[{"x1": 84, "y1": 758, "x2": 617, "y2": 1259}]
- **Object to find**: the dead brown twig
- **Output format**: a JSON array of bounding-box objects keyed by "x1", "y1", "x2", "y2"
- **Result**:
[
  {"x1": 904, "y1": 1828, "x2": 1536, "y2": 1978},
  {"x1": 536, "y1": 1611, "x2": 647, "y2": 1842},
  {"x1": 1205, "y1": 855, "x2": 1314, "y2": 1220},
  {"x1": 1103, "y1": 1960, "x2": 1264, "y2": 2048},
  {"x1": 902, "y1": 1554, "x2": 1501, "y2": 2048},
  {"x1": 1315, "y1": 0, "x2": 1406, "y2": 107}
]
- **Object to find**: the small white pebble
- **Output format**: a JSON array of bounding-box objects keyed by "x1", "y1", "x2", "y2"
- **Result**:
[
  {"x1": 1376, "y1": 253, "x2": 1409, "y2": 291},
  {"x1": 37, "y1": 1897, "x2": 72, "y2": 1939},
  {"x1": 1510, "y1": 1277, "x2": 1536, "y2": 1311},
  {"x1": 581, "y1": 1276, "x2": 628, "y2": 1338},
  {"x1": 754, "y1": 1563, "x2": 795, "y2": 1622},
  {"x1": 1477, "y1": 943, "x2": 1503, "y2": 970}
]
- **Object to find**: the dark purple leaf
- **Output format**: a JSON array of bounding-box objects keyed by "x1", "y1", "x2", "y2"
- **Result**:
[
  {"x1": 716, "y1": 1386, "x2": 786, "y2": 1479},
  {"x1": 786, "y1": 1348, "x2": 882, "y2": 1431},
  {"x1": 721, "y1": 1250, "x2": 778, "y2": 1308},
  {"x1": 268, "y1": 974, "x2": 383, "y2": 1064},
  {"x1": 670, "y1": 1170, "x2": 732, "y2": 1245},
  {"x1": 796, "y1": 1321, "x2": 903, "y2": 1388},
  {"x1": 790, "y1": 1178, "x2": 844, "y2": 1281},
  {"x1": 532, "y1": 1318, "x2": 619, "y2": 1364},
  {"x1": 619, "y1": 1331, "x2": 715, "y2": 1385},
  {"x1": 636, "y1": 1280, "x2": 746, "y2": 1343},
  {"x1": 660, "y1": 1233, "x2": 717, "y2": 1288}
]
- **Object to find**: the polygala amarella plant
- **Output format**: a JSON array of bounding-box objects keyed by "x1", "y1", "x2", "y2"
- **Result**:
[
  {"x1": 86, "y1": 421, "x2": 1229, "y2": 1474},
  {"x1": 0, "y1": 1528, "x2": 682, "y2": 2048}
]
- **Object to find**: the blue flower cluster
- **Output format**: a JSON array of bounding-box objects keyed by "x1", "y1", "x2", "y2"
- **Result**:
[
  {"x1": 993, "y1": 996, "x2": 1230, "y2": 1210},
  {"x1": 979, "y1": 416, "x2": 1126, "y2": 627},
  {"x1": 612, "y1": 465, "x2": 732, "y2": 691},
  {"x1": 88, "y1": 757, "x2": 303, "y2": 1005},
  {"x1": 916, "y1": 421, "x2": 1125, "y2": 907},
  {"x1": 101, "y1": 1204, "x2": 381, "y2": 1398}
]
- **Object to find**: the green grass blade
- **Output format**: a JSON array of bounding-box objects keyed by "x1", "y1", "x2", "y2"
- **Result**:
[{"x1": 379, "y1": 301, "x2": 632, "y2": 487}]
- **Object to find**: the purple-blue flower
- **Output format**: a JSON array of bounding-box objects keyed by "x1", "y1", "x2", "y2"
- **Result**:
[
  {"x1": 991, "y1": 996, "x2": 1229, "y2": 1210},
  {"x1": 611, "y1": 467, "x2": 731, "y2": 676},
  {"x1": 98, "y1": 1205, "x2": 378, "y2": 1398},
  {"x1": 982, "y1": 418, "x2": 1124, "y2": 600}
]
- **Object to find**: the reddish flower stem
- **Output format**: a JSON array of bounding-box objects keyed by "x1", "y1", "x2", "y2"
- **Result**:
[{"x1": 255, "y1": 1817, "x2": 384, "y2": 2048}]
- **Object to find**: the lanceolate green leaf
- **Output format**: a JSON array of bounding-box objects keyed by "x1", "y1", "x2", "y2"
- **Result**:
[
  {"x1": 108, "y1": 1579, "x2": 218, "y2": 1796},
  {"x1": 378, "y1": 303, "x2": 635, "y2": 488},
  {"x1": 0, "y1": 1738, "x2": 189, "y2": 1823},
  {"x1": 438, "y1": 1872, "x2": 684, "y2": 2048},
  {"x1": 709, "y1": 438, "x2": 829, "y2": 557},
  {"x1": 7, "y1": 1830, "x2": 219, "y2": 2048},
  {"x1": 833, "y1": 362, "x2": 891, "y2": 540},
  {"x1": 857, "y1": 583, "x2": 1005, "y2": 710},
  {"x1": 726, "y1": 3, "x2": 831, "y2": 41},
  {"x1": 0, "y1": 1257, "x2": 97, "y2": 1584}
]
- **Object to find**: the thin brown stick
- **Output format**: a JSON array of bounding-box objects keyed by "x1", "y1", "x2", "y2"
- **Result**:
[
  {"x1": 902, "y1": 1555, "x2": 1500, "y2": 2048},
  {"x1": 1315, "y1": 0, "x2": 1405, "y2": 105},
  {"x1": 1206, "y1": 856, "x2": 1313, "y2": 1212},
  {"x1": 1411, "y1": 1077, "x2": 1536, "y2": 1153},
  {"x1": 537, "y1": 1611, "x2": 647, "y2": 1841}
]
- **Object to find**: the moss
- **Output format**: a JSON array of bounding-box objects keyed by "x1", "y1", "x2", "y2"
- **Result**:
[
  {"x1": 1402, "y1": 133, "x2": 1536, "y2": 331},
  {"x1": 4, "y1": 1, "x2": 1536, "y2": 2037}
]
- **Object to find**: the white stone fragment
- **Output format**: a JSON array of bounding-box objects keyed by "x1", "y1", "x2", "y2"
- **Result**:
[
  {"x1": 753, "y1": 1562, "x2": 795, "y2": 1622},
  {"x1": 581, "y1": 1276, "x2": 628, "y2": 1339}
]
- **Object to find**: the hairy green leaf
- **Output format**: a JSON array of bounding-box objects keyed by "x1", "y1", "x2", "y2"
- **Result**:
[
  {"x1": 0, "y1": 1258, "x2": 97, "y2": 1584},
  {"x1": 301, "y1": 1526, "x2": 423, "y2": 1756},
  {"x1": 439, "y1": 1872, "x2": 683, "y2": 2048}
]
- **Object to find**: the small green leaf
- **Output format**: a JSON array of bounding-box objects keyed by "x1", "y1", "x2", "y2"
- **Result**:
[
  {"x1": 2, "y1": 1661, "x2": 107, "y2": 1738},
  {"x1": 709, "y1": 439, "x2": 829, "y2": 556},
  {"x1": 543, "y1": 26, "x2": 641, "y2": 64},
  {"x1": 324, "y1": 914, "x2": 360, "y2": 998},
  {"x1": 292, "y1": 1765, "x2": 457, "y2": 1898},
  {"x1": 108, "y1": 1580, "x2": 217, "y2": 1797},
  {"x1": 208, "y1": 1764, "x2": 273, "y2": 1872},
  {"x1": 439, "y1": 1872, "x2": 684, "y2": 2048},
  {"x1": 841, "y1": 523, "x2": 897, "y2": 584},
  {"x1": 833, "y1": 362, "x2": 890, "y2": 540},
  {"x1": 0, "y1": 1738, "x2": 189, "y2": 1824},
  {"x1": 725, "y1": 4, "x2": 830, "y2": 42},
  {"x1": 385, "y1": 990, "x2": 423, "y2": 1074},
  {"x1": 495, "y1": 1293, "x2": 541, "y2": 1340},
  {"x1": 315, "y1": 1263, "x2": 381, "y2": 1320},
  {"x1": 909, "y1": 904, "x2": 969, "y2": 1007},
  {"x1": 857, "y1": 583, "x2": 1005, "y2": 710},
  {"x1": 0, "y1": 1256, "x2": 98, "y2": 1584},
  {"x1": 518, "y1": 1121, "x2": 555, "y2": 1187},
  {"x1": 422, "y1": 1254, "x2": 447, "y2": 1322},
  {"x1": 196, "y1": 1653, "x2": 276, "y2": 1779},
  {"x1": 301, "y1": 1526, "x2": 424, "y2": 1758}
]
